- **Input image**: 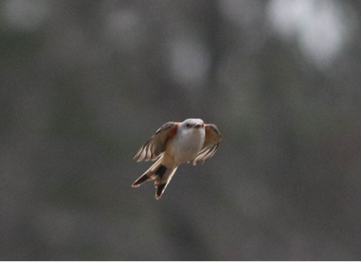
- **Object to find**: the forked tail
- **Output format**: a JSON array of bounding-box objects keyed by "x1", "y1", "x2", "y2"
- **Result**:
[{"x1": 132, "y1": 157, "x2": 178, "y2": 199}]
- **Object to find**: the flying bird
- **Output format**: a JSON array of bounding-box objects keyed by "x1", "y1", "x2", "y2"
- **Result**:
[{"x1": 132, "y1": 118, "x2": 221, "y2": 199}]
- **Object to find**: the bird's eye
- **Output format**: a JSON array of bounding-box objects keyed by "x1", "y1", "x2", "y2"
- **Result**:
[{"x1": 186, "y1": 123, "x2": 192, "y2": 128}]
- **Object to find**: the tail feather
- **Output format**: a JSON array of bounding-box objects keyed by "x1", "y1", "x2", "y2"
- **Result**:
[
  {"x1": 154, "y1": 167, "x2": 178, "y2": 200},
  {"x1": 132, "y1": 157, "x2": 163, "y2": 187},
  {"x1": 132, "y1": 157, "x2": 178, "y2": 199}
]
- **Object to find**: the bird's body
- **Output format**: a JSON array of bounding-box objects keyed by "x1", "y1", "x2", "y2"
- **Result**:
[
  {"x1": 169, "y1": 120, "x2": 205, "y2": 164},
  {"x1": 132, "y1": 118, "x2": 221, "y2": 199}
]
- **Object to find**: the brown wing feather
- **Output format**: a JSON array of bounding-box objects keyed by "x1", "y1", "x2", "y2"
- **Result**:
[
  {"x1": 134, "y1": 122, "x2": 177, "y2": 162},
  {"x1": 192, "y1": 124, "x2": 221, "y2": 165}
]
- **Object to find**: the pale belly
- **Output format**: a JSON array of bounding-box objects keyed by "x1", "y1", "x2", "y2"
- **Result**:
[{"x1": 171, "y1": 129, "x2": 205, "y2": 164}]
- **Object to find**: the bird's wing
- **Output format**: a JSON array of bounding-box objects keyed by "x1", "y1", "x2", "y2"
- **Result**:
[
  {"x1": 192, "y1": 124, "x2": 221, "y2": 165},
  {"x1": 134, "y1": 122, "x2": 178, "y2": 162}
]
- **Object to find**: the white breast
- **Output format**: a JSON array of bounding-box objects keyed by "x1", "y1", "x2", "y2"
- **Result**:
[{"x1": 171, "y1": 127, "x2": 205, "y2": 164}]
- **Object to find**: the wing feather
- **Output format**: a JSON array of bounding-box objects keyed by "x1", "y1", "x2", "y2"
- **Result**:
[
  {"x1": 192, "y1": 124, "x2": 221, "y2": 165},
  {"x1": 134, "y1": 122, "x2": 177, "y2": 162}
]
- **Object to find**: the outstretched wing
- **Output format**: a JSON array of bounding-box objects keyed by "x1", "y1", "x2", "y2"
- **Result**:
[
  {"x1": 192, "y1": 124, "x2": 221, "y2": 165},
  {"x1": 134, "y1": 122, "x2": 178, "y2": 162}
]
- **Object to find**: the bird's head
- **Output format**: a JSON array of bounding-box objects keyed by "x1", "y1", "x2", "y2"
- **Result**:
[{"x1": 182, "y1": 118, "x2": 204, "y2": 130}]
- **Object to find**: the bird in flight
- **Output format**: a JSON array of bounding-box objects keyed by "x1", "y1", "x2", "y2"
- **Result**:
[{"x1": 132, "y1": 118, "x2": 221, "y2": 199}]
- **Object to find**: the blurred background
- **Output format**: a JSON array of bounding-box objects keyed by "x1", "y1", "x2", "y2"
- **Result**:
[{"x1": 1, "y1": 0, "x2": 361, "y2": 260}]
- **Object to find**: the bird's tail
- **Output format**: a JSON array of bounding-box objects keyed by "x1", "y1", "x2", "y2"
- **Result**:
[{"x1": 132, "y1": 157, "x2": 178, "y2": 199}]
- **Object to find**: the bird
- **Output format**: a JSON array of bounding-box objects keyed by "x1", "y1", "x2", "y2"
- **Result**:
[{"x1": 132, "y1": 118, "x2": 221, "y2": 199}]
